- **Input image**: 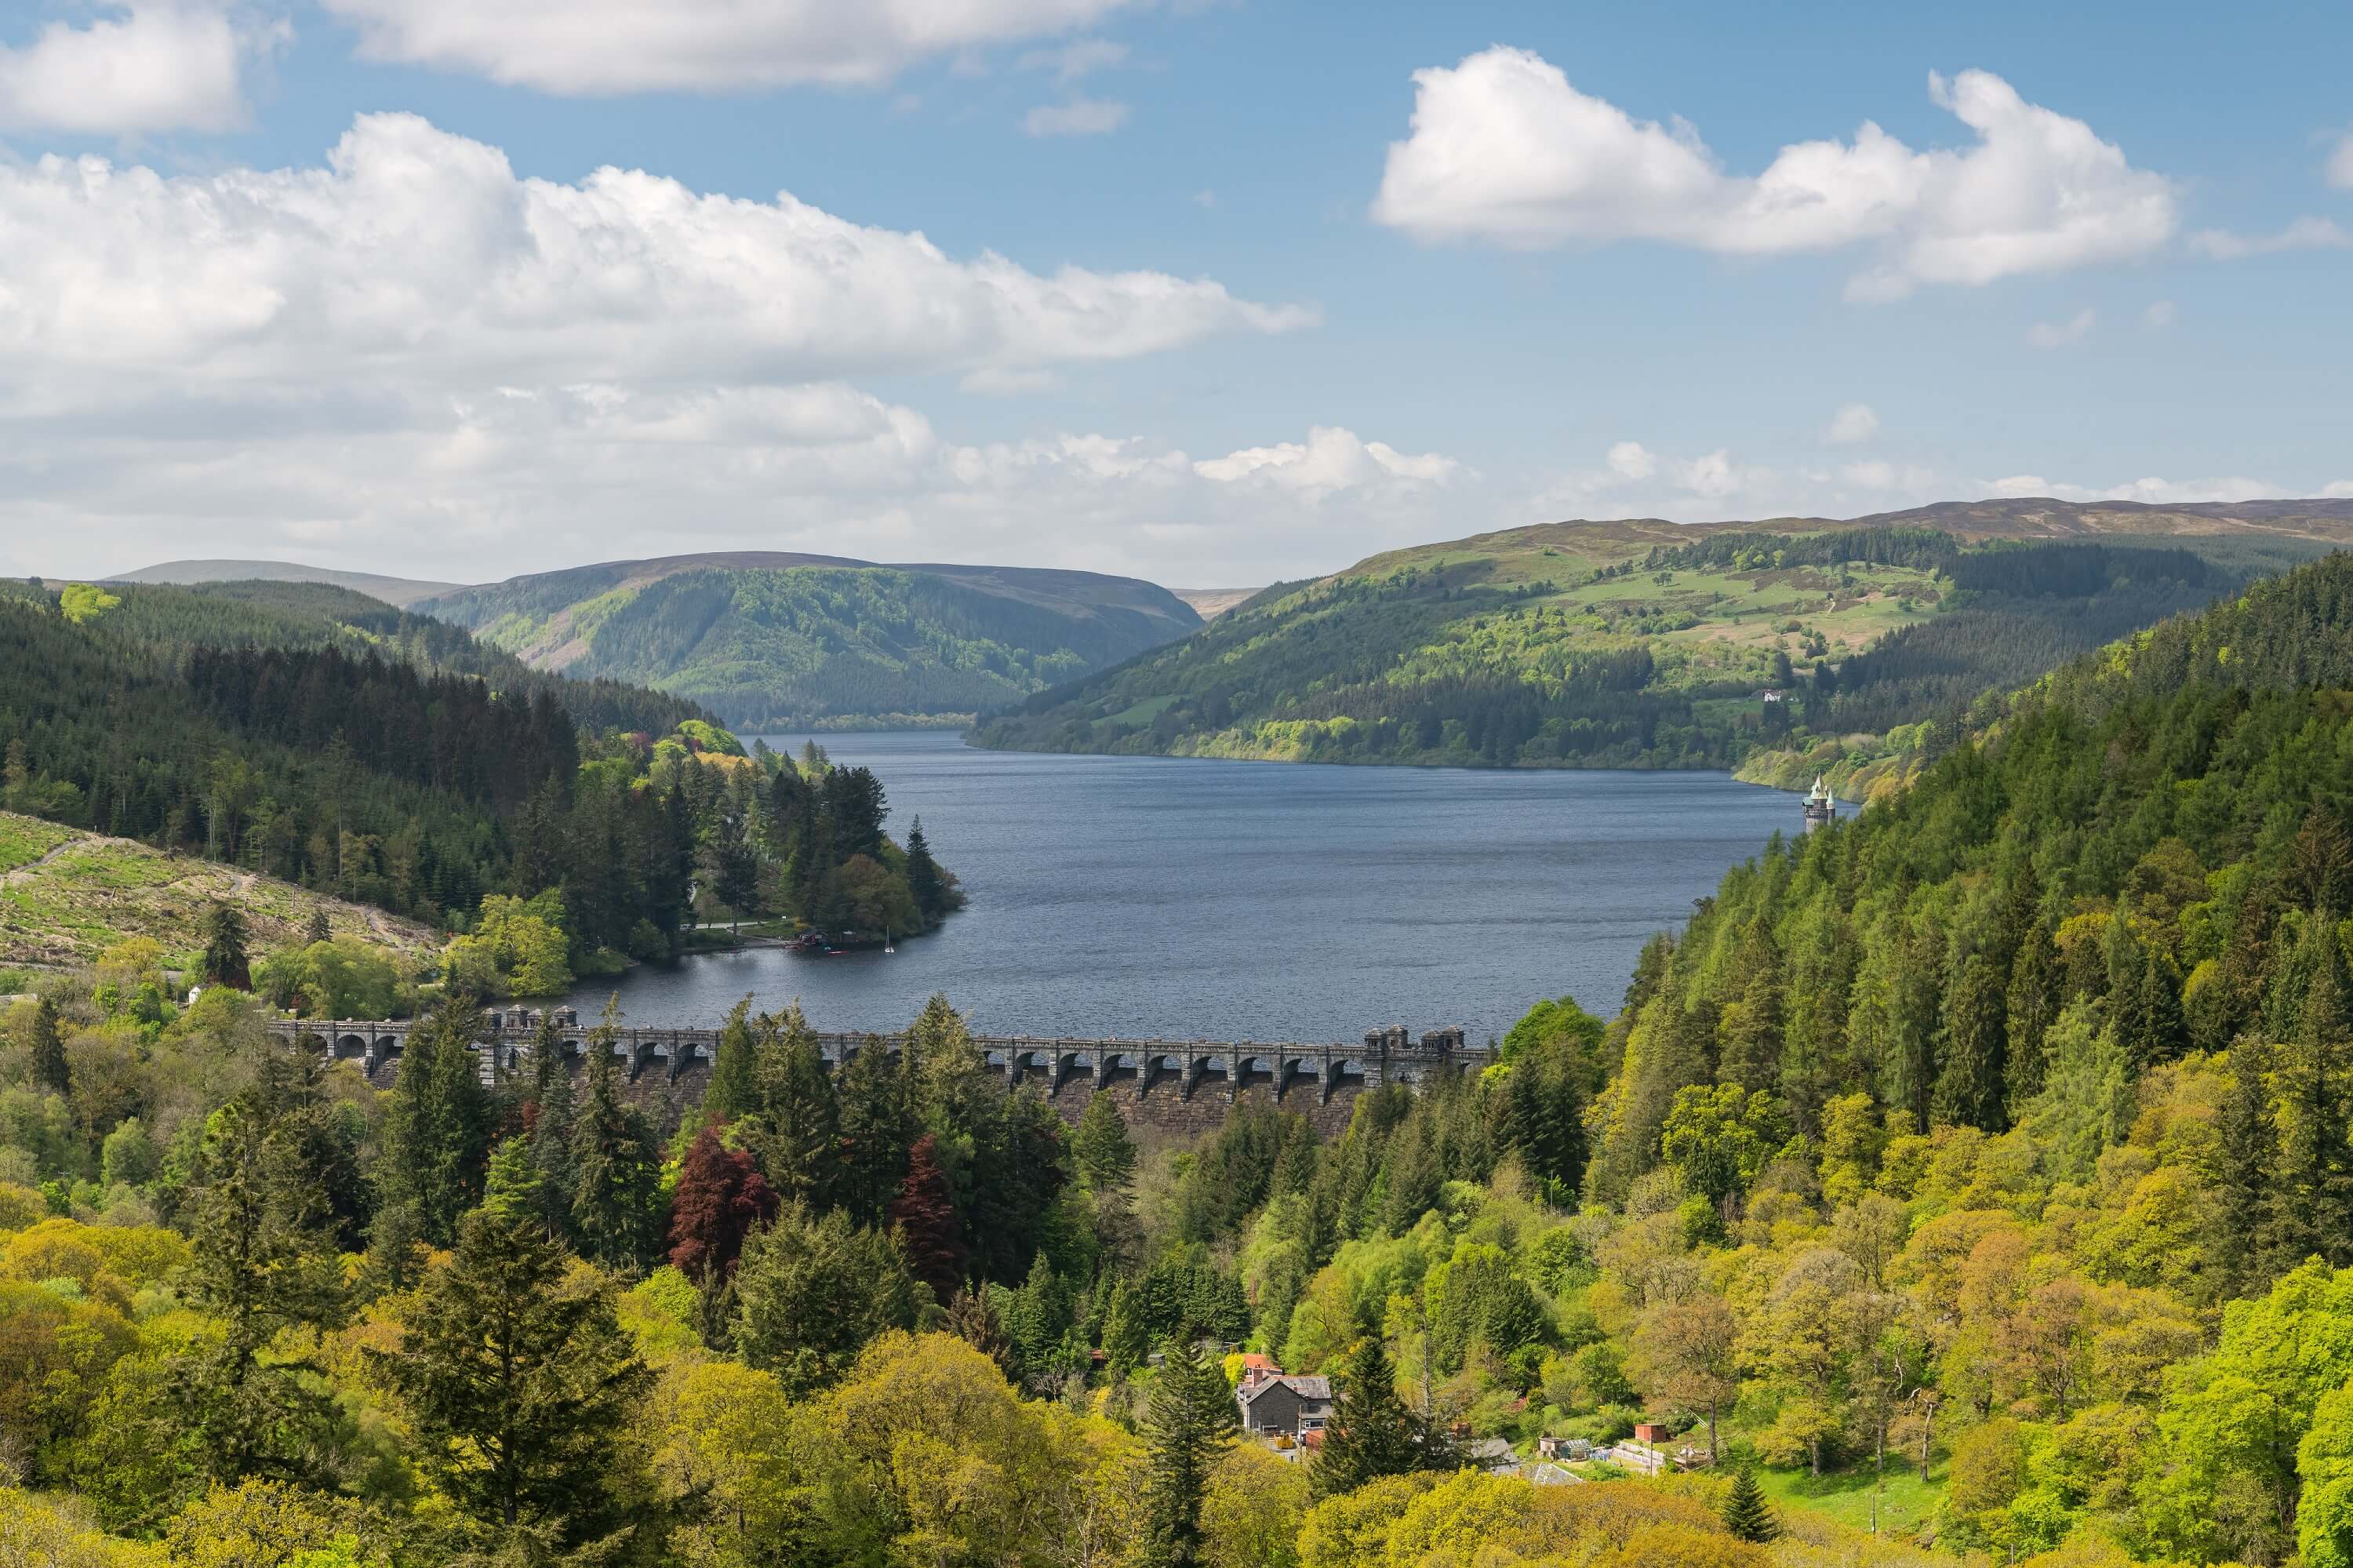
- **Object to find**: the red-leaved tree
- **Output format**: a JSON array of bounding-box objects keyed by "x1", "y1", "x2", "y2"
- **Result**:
[
  {"x1": 889, "y1": 1133, "x2": 966, "y2": 1304},
  {"x1": 667, "y1": 1128, "x2": 777, "y2": 1285}
]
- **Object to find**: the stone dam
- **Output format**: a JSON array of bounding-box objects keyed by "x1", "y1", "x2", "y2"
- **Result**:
[{"x1": 261, "y1": 1009, "x2": 1490, "y2": 1137}]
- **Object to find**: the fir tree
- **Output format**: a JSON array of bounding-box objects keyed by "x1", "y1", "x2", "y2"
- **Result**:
[
  {"x1": 1722, "y1": 1466, "x2": 1780, "y2": 1543},
  {"x1": 176, "y1": 1093, "x2": 348, "y2": 1489},
  {"x1": 905, "y1": 815, "x2": 946, "y2": 922},
  {"x1": 305, "y1": 905, "x2": 333, "y2": 946},
  {"x1": 1101, "y1": 1276, "x2": 1150, "y2": 1380},
  {"x1": 374, "y1": 995, "x2": 493, "y2": 1248},
  {"x1": 889, "y1": 1133, "x2": 966, "y2": 1304},
  {"x1": 733, "y1": 1202, "x2": 922, "y2": 1399},
  {"x1": 1933, "y1": 951, "x2": 2008, "y2": 1132},
  {"x1": 1311, "y1": 1334, "x2": 1429, "y2": 1500},
  {"x1": 702, "y1": 995, "x2": 758, "y2": 1126},
  {"x1": 376, "y1": 1210, "x2": 660, "y2": 1559},
  {"x1": 570, "y1": 1001, "x2": 664, "y2": 1270},
  {"x1": 1073, "y1": 1090, "x2": 1139, "y2": 1195},
  {"x1": 2260, "y1": 919, "x2": 2353, "y2": 1274},
  {"x1": 751, "y1": 1003, "x2": 840, "y2": 1210},
  {"x1": 835, "y1": 1038, "x2": 918, "y2": 1223},
  {"x1": 1139, "y1": 1333, "x2": 1238, "y2": 1568},
  {"x1": 2124, "y1": 948, "x2": 2190, "y2": 1071},
  {"x1": 480, "y1": 1136, "x2": 544, "y2": 1226},
  {"x1": 198, "y1": 900, "x2": 251, "y2": 991},
  {"x1": 24, "y1": 994, "x2": 66, "y2": 1096},
  {"x1": 945, "y1": 1287, "x2": 1018, "y2": 1381},
  {"x1": 2217, "y1": 1037, "x2": 2276, "y2": 1295},
  {"x1": 2004, "y1": 920, "x2": 2060, "y2": 1104},
  {"x1": 1004, "y1": 1252, "x2": 1071, "y2": 1372},
  {"x1": 1717, "y1": 925, "x2": 1784, "y2": 1095},
  {"x1": 529, "y1": 1013, "x2": 579, "y2": 1245}
]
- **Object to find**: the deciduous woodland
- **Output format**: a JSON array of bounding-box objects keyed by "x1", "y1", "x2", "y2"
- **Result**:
[{"x1": 7, "y1": 555, "x2": 2353, "y2": 1566}]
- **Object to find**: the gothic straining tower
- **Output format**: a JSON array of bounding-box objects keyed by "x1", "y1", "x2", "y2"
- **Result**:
[{"x1": 1803, "y1": 776, "x2": 1836, "y2": 832}]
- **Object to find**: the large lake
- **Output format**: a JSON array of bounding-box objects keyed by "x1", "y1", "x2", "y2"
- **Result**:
[{"x1": 566, "y1": 733, "x2": 1802, "y2": 1045}]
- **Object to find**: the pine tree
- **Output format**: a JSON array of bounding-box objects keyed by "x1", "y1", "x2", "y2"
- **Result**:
[
  {"x1": 24, "y1": 994, "x2": 67, "y2": 1095},
  {"x1": 376, "y1": 1210, "x2": 660, "y2": 1559},
  {"x1": 1139, "y1": 1333, "x2": 1238, "y2": 1568},
  {"x1": 1722, "y1": 1466, "x2": 1780, "y2": 1543},
  {"x1": 570, "y1": 1002, "x2": 664, "y2": 1269},
  {"x1": 889, "y1": 1133, "x2": 966, "y2": 1304},
  {"x1": 305, "y1": 905, "x2": 333, "y2": 946},
  {"x1": 198, "y1": 900, "x2": 251, "y2": 991},
  {"x1": 703, "y1": 995, "x2": 758, "y2": 1126},
  {"x1": 374, "y1": 996, "x2": 493, "y2": 1247},
  {"x1": 1311, "y1": 1334, "x2": 1427, "y2": 1500},
  {"x1": 1073, "y1": 1090, "x2": 1139, "y2": 1195}
]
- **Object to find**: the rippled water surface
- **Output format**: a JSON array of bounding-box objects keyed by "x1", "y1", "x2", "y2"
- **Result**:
[{"x1": 565, "y1": 733, "x2": 1805, "y2": 1045}]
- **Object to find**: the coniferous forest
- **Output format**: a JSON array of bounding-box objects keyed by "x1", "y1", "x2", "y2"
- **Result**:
[
  {"x1": 11, "y1": 555, "x2": 2353, "y2": 1566},
  {"x1": 0, "y1": 579, "x2": 959, "y2": 998}
]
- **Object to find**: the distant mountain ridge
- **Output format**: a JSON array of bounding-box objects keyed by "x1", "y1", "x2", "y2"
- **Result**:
[
  {"x1": 414, "y1": 551, "x2": 1203, "y2": 729},
  {"x1": 972, "y1": 497, "x2": 2353, "y2": 772},
  {"x1": 106, "y1": 558, "x2": 464, "y2": 608}
]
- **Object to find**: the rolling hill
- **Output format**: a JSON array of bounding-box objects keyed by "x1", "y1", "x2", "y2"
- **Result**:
[
  {"x1": 414, "y1": 552, "x2": 1203, "y2": 729},
  {"x1": 969, "y1": 498, "x2": 2353, "y2": 773},
  {"x1": 107, "y1": 558, "x2": 465, "y2": 608}
]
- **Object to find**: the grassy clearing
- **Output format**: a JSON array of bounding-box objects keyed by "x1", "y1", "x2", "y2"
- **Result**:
[
  {"x1": 1755, "y1": 1458, "x2": 1947, "y2": 1541},
  {"x1": 1100, "y1": 694, "x2": 1180, "y2": 728},
  {"x1": 0, "y1": 815, "x2": 75, "y2": 875},
  {"x1": 0, "y1": 811, "x2": 433, "y2": 969}
]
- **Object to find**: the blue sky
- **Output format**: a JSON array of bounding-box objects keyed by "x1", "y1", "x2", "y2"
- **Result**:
[{"x1": 2, "y1": 0, "x2": 2348, "y2": 588}]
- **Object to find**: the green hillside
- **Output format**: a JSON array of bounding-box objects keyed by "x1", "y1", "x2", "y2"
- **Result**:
[
  {"x1": 971, "y1": 500, "x2": 2353, "y2": 771},
  {"x1": 416, "y1": 552, "x2": 1203, "y2": 729}
]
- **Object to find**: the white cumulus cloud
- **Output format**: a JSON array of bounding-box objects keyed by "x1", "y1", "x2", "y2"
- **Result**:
[
  {"x1": 1023, "y1": 96, "x2": 1128, "y2": 136},
  {"x1": 1979, "y1": 473, "x2": 2300, "y2": 504},
  {"x1": 1020, "y1": 36, "x2": 1125, "y2": 82},
  {"x1": 1371, "y1": 49, "x2": 2177, "y2": 299},
  {"x1": 2026, "y1": 308, "x2": 2096, "y2": 348},
  {"x1": 0, "y1": 112, "x2": 1308, "y2": 408},
  {"x1": 1827, "y1": 403, "x2": 1879, "y2": 443},
  {"x1": 2143, "y1": 300, "x2": 2177, "y2": 329},
  {"x1": 0, "y1": 3, "x2": 259, "y2": 133},
  {"x1": 319, "y1": 0, "x2": 1133, "y2": 93},
  {"x1": 2328, "y1": 132, "x2": 2353, "y2": 191},
  {"x1": 2189, "y1": 216, "x2": 2353, "y2": 260},
  {"x1": 1606, "y1": 441, "x2": 1657, "y2": 480},
  {"x1": 1191, "y1": 427, "x2": 1459, "y2": 494}
]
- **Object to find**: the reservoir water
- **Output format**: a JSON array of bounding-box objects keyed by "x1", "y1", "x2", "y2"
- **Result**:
[{"x1": 565, "y1": 733, "x2": 1802, "y2": 1045}]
